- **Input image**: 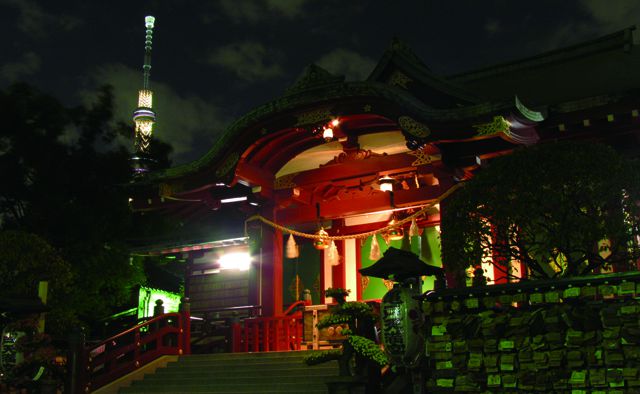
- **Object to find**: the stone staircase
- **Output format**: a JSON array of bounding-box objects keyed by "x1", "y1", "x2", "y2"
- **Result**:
[{"x1": 118, "y1": 351, "x2": 337, "y2": 394}]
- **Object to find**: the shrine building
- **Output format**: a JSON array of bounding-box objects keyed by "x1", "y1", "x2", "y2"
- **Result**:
[{"x1": 129, "y1": 27, "x2": 640, "y2": 320}]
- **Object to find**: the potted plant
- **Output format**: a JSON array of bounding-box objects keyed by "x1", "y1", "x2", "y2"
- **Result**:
[
  {"x1": 305, "y1": 289, "x2": 387, "y2": 392},
  {"x1": 324, "y1": 287, "x2": 350, "y2": 304}
]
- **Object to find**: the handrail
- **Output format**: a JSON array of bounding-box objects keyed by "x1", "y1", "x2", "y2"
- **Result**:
[
  {"x1": 232, "y1": 313, "x2": 303, "y2": 353},
  {"x1": 282, "y1": 300, "x2": 309, "y2": 316},
  {"x1": 81, "y1": 311, "x2": 190, "y2": 392},
  {"x1": 191, "y1": 304, "x2": 262, "y2": 317}
]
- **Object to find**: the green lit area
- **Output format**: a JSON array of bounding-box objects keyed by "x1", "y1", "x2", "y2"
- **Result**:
[
  {"x1": 137, "y1": 286, "x2": 182, "y2": 319},
  {"x1": 360, "y1": 227, "x2": 442, "y2": 300}
]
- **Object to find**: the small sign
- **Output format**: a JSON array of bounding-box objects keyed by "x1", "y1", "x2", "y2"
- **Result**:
[
  {"x1": 499, "y1": 340, "x2": 515, "y2": 351},
  {"x1": 436, "y1": 360, "x2": 453, "y2": 370},
  {"x1": 569, "y1": 370, "x2": 587, "y2": 384},
  {"x1": 431, "y1": 325, "x2": 447, "y2": 336},
  {"x1": 530, "y1": 293, "x2": 544, "y2": 304},
  {"x1": 486, "y1": 374, "x2": 501, "y2": 387},
  {"x1": 563, "y1": 287, "x2": 581, "y2": 298},
  {"x1": 436, "y1": 378, "x2": 453, "y2": 387}
]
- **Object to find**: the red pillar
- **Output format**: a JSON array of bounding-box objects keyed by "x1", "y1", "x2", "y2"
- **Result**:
[
  {"x1": 259, "y1": 217, "x2": 283, "y2": 317},
  {"x1": 331, "y1": 240, "x2": 346, "y2": 290}
]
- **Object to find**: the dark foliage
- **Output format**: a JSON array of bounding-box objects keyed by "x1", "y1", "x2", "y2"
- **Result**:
[
  {"x1": 441, "y1": 141, "x2": 640, "y2": 280},
  {"x1": 0, "y1": 83, "x2": 173, "y2": 335}
]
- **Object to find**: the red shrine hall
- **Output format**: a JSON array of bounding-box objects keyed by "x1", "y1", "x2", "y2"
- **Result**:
[{"x1": 129, "y1": 28, "x2": 640, "y2": 336}]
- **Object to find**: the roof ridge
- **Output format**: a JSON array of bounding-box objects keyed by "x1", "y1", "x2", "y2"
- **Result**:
[
  {"x1": 448, "y1": 26, "x2": 635, "y2": 83},
  {"x1": 284, "y1": 63, "x2": 344, "y2": 96},
  {"x1": 368, "y1": 37, "x2": 482, "y2": 105}
]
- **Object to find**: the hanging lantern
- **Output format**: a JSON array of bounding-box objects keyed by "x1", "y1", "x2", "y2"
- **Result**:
[
  {"x1": 313, "y1": 228, "x2": 331, "y2": 250},
  {"x1": 285, "y1": 234, "x2": 299, "y2": 259},
  {"x1": 327, "y1": 240, "x2": 340, "y2": 266},
  {"x1": 385, "y1": 218, "x2": 404, "y2": 241},
  {"x1": 369, "y1": 234, "x2": 381, "y2": 260}
]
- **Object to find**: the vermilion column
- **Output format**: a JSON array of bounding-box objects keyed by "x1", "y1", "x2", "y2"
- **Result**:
[{"x1": 254, "y1": 216, "x2": 283, "y2": 317}]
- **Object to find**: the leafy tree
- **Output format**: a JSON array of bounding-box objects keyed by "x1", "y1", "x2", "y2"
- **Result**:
[
  {"x1": 0, "y1": 83, "x2": 173, "y2": 335},
  {"x1": 441, "y1": 141, "x2": 640, "y2": 280}
]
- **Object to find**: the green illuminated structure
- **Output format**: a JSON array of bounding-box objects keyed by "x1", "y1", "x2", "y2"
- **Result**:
[{"x1": 137, "y1": 286, "x2": 181, "y2": 320}]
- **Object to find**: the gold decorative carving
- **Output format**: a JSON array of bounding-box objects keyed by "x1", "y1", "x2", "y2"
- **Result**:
[
  {"x1": 363, "y1": 104, "x2": 372, "y2": 113},
  {"x1": 158, "y1": 183, "x2": 172, "y2": 197},
  {"x1": 399, "y1": 116, "x2": 430, "y2": 138},
  {"x1": 159, "y1": 182, "x2": 183, "y2": 196},
  {"x1": 321, "y1": 148, "x2": 384, "y2": 167},
  {"x1": 407, "y1": 149, "x2": 432, "y2": 166},
  {"x1": 361, "y1": 276, "x2": 370, "y2": 293},
  {"x1": 382, "y1": 279, "x2": 395, "y2": 290},
  {"x1": 289, "y1": 275, "x2": 304, "y2": 301},
  {"x1": 215, "y1": 152, "x2": 240, "y2": 177},
  {"x1": 294, "y1": 108, "x2": 333, "y2": 127},
  {"x1": 274, "y1": 173, "x2": 297, "y2": 190},
  {"x1": 388, "y1": 71, "x2": 412, "y2": 89},
  {"x1": 473, "y1": 116, "x2": 511, "y2": 137}
]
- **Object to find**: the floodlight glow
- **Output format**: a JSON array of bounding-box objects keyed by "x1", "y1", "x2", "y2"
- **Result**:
[{"x1": 219, "y1": 252, "x2": 251, "y2": 271}]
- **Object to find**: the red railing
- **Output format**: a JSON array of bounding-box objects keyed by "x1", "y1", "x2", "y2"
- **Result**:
[
  {"x1": 82, "y1": 312, "x2": 190, "y2": 392},
  {"x1": 232, "y1": 301, "x2": 308, "y2": 353}
]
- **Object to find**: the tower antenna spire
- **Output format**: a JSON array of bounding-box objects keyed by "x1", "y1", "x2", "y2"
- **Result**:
[{"x1": 132, "y1": 15, "x2": 157, "y2": 174}]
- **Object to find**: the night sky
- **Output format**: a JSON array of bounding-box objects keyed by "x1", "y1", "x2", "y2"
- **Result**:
[{"x1": 2, "y1": 0, "x2": 639, "y2": 164}]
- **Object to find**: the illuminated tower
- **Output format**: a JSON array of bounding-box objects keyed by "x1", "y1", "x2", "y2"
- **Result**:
[{"x1": 132, "y1": 15, "x2": 156, "y2": 174}]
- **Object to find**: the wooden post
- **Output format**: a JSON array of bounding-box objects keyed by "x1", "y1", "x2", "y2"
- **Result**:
[
  {"x1": 37, "y1": 281, "x2": 48, "y2": 333},
  {"x1": 179, "y1": 297, "x2": 191, "y2": 355},
  {"x1": 65, "y1": 327, "x2": 86, "y2": 394}
]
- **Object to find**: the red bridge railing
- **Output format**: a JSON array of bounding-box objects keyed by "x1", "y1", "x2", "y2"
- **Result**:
[
  {"x1": 231, "y1": 301, "x2": 308, "y2": 352},
  {"x1": 82, "y1": 311, "x2": 190, "y2": 392}
]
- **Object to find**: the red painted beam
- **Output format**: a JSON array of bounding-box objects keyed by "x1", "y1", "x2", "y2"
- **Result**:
[
  {"x1": 236, "y1": 161, "x2": 275, "y2": 187},
  {"x1": 275, "y1": 185, "x2": 444, "y2": 224},
  {"x1": 291, "y1": 152, "x2": 418, "y2": 187}
]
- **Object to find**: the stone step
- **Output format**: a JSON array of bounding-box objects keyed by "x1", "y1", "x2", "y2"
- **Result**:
[
  {"x1": 118, "y1": 351, "x2": 335, "y2": 394},
  {"x1": 120, "y1": 382, "x2": 328, "y2": 393},
  {"x1": 134, "y1": 373, "x2": 335, "y2": 385},
  {"x1": 153, "y1": 365, "x2": 336, "y2": 377},
  {"x1": 174, "y1": 351, "x2": 314, "y2": 363},
  {"x1": 162, "y1": 360, "x2": 333, "y2": 369}
]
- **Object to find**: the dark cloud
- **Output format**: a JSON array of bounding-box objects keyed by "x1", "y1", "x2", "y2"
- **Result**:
[
  {"x1": 1, "y1": 52, "x2": 40, "y2": 82},
  {"x1": 218, "y1": 0, "x2": 311, "y2": 23},
  {"x1": 1, "y1": 0, "x2": 81, "y2": 38},
  {"x1": 484, "y1": 19, "x2": 501, "y2": 35},
  {"x1": 207, "y1": 41, "x2": 284, "y2": 82},
  {"x1": 580, "y1": 0, "x2": 640, "y2": 42},
  {"x1": 316, "y1": 49, "x2": 376, "y2": 81}
]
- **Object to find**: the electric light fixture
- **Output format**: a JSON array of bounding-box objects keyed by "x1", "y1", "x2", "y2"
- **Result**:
[
  {"x1": 323, "y1": 127, "x2": 334, "y2": 141},
  {"x1": 379, "y1": 176, "x2": 394, "y2": 192}
]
